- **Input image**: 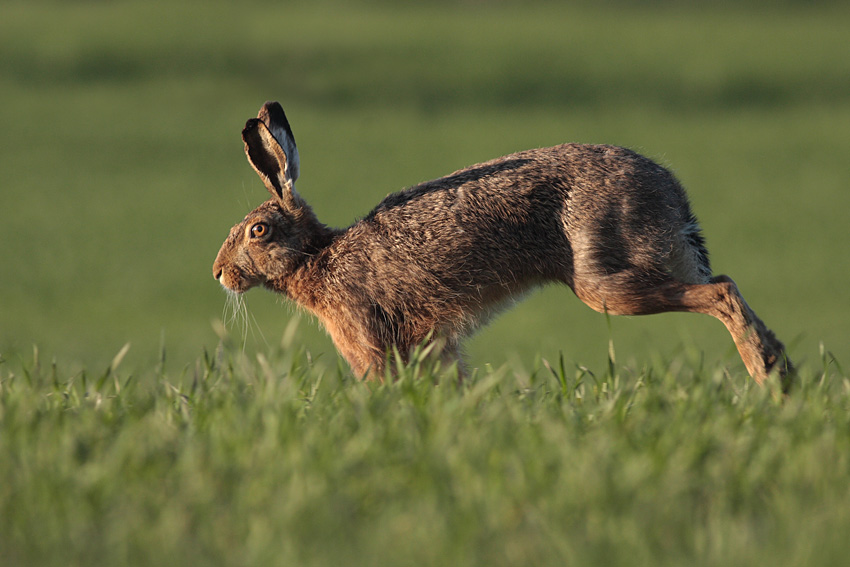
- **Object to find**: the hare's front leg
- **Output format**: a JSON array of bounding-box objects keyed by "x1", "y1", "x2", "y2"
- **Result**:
[{"x1": 319, "y1": 315, "x2": 387, "y2": 380}]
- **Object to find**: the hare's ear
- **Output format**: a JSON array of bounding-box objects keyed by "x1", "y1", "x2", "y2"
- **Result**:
[
  {"x1": 258, "y1": 101, "x2": 299, "y2": 183},
  {"x1": 242, "y1": 103, "x2": 300, "y2": 206}
]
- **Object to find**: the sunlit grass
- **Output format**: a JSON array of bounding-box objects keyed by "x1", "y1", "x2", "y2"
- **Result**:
[{"x1": 2, "y1": 340, "x2": 848, "y2": 567}]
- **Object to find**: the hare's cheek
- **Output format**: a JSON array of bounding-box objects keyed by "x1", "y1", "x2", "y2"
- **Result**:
[
  {"x1": 254, "y1": 256, "x2": 279, "y2": 278},
  {"x1": 253, "y1": 245, "x2": 288, "y2": 274}
]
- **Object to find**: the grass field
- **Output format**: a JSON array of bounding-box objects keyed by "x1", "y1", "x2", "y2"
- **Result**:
[
  {"x1": 2, "y1": 344, "x2": 849, "y2": 566},
  {"x1": 2, "y1": 0, "x2": 850, "y2": 565}
]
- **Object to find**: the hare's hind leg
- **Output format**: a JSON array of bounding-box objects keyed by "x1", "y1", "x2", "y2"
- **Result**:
[
  {"x1": 574, "y1": 273, "x2": 793, "y2": 389},
  {"x1": 671, "y1": 276, "x2": 792, "y2": 387}
]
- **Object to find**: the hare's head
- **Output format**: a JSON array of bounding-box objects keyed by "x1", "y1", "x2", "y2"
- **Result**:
[{"x1": 213, "y1": 102, "x2": 325, "y2": 295}]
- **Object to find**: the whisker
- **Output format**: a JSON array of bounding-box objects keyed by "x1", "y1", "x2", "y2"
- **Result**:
[
  {"x1": 246, "y1": 307, "x2": 269, "y2": 350},
  {"x1": 222, "y1": 291, "x2": 250, "y2": 351}
]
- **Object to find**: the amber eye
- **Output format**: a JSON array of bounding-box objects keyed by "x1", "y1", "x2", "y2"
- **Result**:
[{"x1": 250, "y1": 223, "x2": 270, "y2": 239}]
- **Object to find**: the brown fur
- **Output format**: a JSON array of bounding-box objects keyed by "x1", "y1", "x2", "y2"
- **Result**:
[{"x1": 213, "y1": 101, "x2": 793, "y2": 388}]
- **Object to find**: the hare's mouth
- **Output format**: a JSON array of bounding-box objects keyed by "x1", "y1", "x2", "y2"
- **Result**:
[
  {"x1": 219, "y1": 282, "x2": 246, "y2": 294},
  {"x1": 219, "y1": 280, "x2": 252, "y2": 295},
  {"x1": 216, "y1": 269, "x2": 258, "y2": 294}
]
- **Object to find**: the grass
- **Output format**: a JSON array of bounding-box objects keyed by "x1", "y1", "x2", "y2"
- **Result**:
[{"x1": 2, "y1": 341, "x2": 849, "y2": 567}]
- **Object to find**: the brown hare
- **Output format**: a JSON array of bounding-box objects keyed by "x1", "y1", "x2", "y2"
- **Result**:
[{"x1": 213, "y1": 101, "x2": 793, "y2": 387}]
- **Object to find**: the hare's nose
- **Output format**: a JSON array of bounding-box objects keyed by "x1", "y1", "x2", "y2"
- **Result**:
[{"x1": 214, "y1": 267, "x2": 223, "y2": 281}]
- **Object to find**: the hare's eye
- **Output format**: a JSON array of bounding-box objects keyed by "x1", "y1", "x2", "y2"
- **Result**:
[{"x1": 250, "y1": 223, "x2": 270, "y2": 239}]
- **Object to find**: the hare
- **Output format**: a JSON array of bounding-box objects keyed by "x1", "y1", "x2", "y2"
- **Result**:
[{"x1": 213, "y1": 101, "x2": 793, "y2": 387}]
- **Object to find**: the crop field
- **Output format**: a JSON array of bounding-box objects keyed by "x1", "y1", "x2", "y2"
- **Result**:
[
  {"x1": 3, "y1": 343, "x2": 849, "y2": 567},
  {"x1": 2, "y1": 1, "x2": 850, "y2": 565}
]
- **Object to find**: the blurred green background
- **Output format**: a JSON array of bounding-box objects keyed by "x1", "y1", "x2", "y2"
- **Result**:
[{"x1": 2, "y1": 0, "x2": 848, "y2": 377}]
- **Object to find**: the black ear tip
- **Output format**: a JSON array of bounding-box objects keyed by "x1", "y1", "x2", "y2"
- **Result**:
[
  {"x1": 262, "y1": 101, "x2": 284, "y2": 116},
  {"x1": 259, "y1": 101, "x2": 290, "y2": 130}
]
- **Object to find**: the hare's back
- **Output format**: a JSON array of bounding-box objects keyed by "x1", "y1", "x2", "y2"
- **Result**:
[{"x1": 365, "y1": 143, "x2": 690, "y2": 233}]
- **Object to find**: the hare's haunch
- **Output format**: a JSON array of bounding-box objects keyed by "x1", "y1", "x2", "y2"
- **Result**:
[{"x1": 213, "y1": 101, "x2": 793, "y2": 387}]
